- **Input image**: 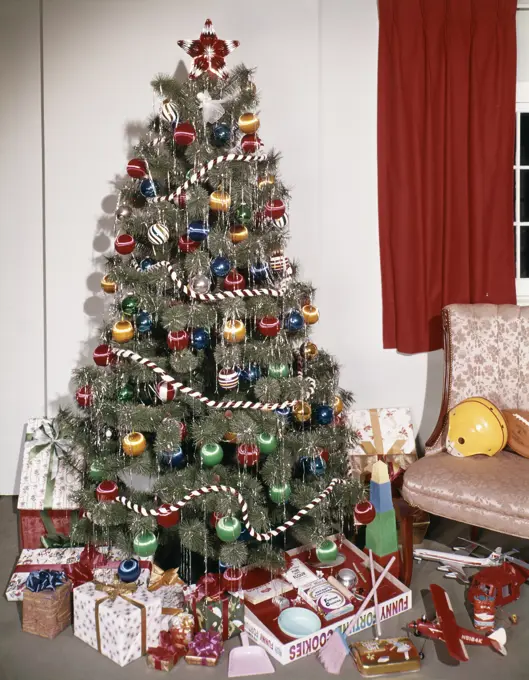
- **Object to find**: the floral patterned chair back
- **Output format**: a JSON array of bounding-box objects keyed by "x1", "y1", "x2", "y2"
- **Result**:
[{"x1": 426, "y1": 304, "x2": 529, "y2": 454}]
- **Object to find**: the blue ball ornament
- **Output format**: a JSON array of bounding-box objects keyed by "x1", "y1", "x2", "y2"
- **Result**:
[
  {"x1": 211, "y1": 256, "x2": 231, "y2": 278},
  {"x1": 117, "y1": 558, "x2": 141, "y2": 583},
  {"x1": 188, "y1": 221, "x2": 210, "y2": 242},
  {"x1": 136, "y1": 311, "x2": 153, "y2": 333},
  {"x1": 284, "y1": 310, "x2": 304, "y2": 332},
  {"x1": 191, "y1": 328, "x2": 210, "y2": 350},
  {"x1": 301, "y1": 456, "x2": 326, "y2": 477},
  {"x1": 212, "y1": 123, "x2": 231, "y2": 147},
  {"x1": 250, "y1": 261, "x2": 270, "y2": 282},
  {"x1": 218, "y1": 560, "x2": 229, "y2": 574},
  {"x1": 158, "y1": 447, "x2": 186, "y2": 469},
  {"x1": 139, "y1": 178, "x2": 160, "y2": 198},
  {"x1": 239, "y1": 363, "x2": 261, "y2": 384},
  {"x1": 238, "y1": 526, "x2": 251, "y2": 542},
  {"x1": 140, "y1": 257, "x2": 156, "y2": 271},
  {"x1": 315, "y1": 405, "x2": 334, "y2": 425},
  {"x1": 276, "y1": 406, "x2": 292, "y2": 422}
]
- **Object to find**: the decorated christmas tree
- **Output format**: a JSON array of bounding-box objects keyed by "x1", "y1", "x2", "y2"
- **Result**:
[{"x1": 61, "y1": 19, "x2": 360, "y2": 575}]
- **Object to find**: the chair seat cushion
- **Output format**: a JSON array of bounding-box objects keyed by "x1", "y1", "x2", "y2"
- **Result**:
[{"x1": 401, "y1": 451, "x2": 529, "y2": 539}]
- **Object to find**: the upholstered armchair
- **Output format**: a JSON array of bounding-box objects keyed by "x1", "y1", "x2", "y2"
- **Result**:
[{"x1": 402, "y1": 304, "x2": 529, "y2": 543}]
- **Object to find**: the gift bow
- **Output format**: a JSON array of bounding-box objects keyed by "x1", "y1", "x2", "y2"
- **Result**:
[
  {"x1": 94, "y1": 579, "x2": 138, "y2": 601},
  {"x1": 148, "y1": 630, "x2": 183, "y2": 663},
  {"x1": 26, "y1": 569, "x2": 67, "y2": 592},
  {"x1": 63, "y1": 545, "x2": 108, "y2": 587},
  {"x1": 188, "y1": 629, "x2": 223, "y2": 659},
  {"x1": 148, "y1": 564, "x2": 184, "y2": 591},
  {"x1": 186, "y1": 573, "x2": 223, "y2": 603},
  {"x1": 25, "y1": 419, "x2": 72, "y2": 477}
]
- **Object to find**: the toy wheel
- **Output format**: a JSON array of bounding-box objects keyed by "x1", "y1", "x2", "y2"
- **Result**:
[{"x1": 419, "y1": 652, "x2": 425, "y2": 660}]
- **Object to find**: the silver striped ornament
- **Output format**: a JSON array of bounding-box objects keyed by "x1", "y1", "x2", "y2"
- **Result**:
[
  {"x1": 273, "y1": 214, "x2": 289, "y2": 228},
  {"x1": 160, "y1": 99, "x2": 179, "y2": 124},
  {"x1": 218, "y1": 367, "x2": 239, "y2": 390},
  {"x1": 147, "y1": 223, "x2": 170, "y2": 245}
]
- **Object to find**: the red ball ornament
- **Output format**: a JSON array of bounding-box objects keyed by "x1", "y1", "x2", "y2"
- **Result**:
[
  {"x1": 210, "y1": 511, "x2": 223, "y2": 528},
  {"x1": 157, "y1": 503, "x2": 181, "y2": 528},
  {"x1": 236, "y1": 443, "x2": 260, "y2": 467},
  {"x1": 264, "y1": 199, "x2": 286, "y2": 219},
  {"x1": 167, "y1": 330, "x2": 190, "y2": 350},
  {"x1": 96, "y1": 480, "x2": 118, "y2": 502},
  {"x1": 76, "y1": 385, "x2": 93, "y2": 408},
  {"x1": 241, "y1": 133, "x2": 262, "y2": 153},
  {"x1": 156, "y1": 381, "x2": 176, "y2": 402},
  {"x1": 179, "y1": 421, "x2": 187, "y2": 440},
  {"x1": 126, "y1": 158, "x2": 148, "y2": 179},
  {"x1": 257, "y1": 316, "x2": 281, "y2": 337},
  {"x1": 178, "y1": 235, "x2": 201, "y2": 253},
  {"x1": 319, "y1": 448, "x2": 330, "y2": 463},
  {"x1": 173, "y1": 122, "x2": 196, "y2": 145},
  {"x1": 354, "y1": 500, "x2": 376, "y2": 525},
  {"x1": 93, "y1": 344, "x2": 113, "y2": 367},
  {"x1": 114, "y1": 233, "x2": 135, "y2": 255},
  {"x1": 224, "y1": 269, "x2": 246, "y2": 292},
  {"x1": 177, "y1": 191, "x2": 187, "y2": 208},
  {"x1": 222, "y1": 567, "x2": 244, "y2": 592}
]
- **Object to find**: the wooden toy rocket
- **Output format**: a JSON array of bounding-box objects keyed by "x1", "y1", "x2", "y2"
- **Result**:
[{"x1": 365, "y1": 460, "x2": 399, "y2": 577}]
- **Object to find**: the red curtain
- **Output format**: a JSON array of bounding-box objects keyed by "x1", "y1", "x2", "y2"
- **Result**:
[{"x1": 378, "y1": 0, "x2": 517, "y2": 354}]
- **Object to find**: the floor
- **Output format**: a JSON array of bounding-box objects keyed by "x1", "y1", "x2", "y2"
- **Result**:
[{"x1": 1, "y1": 496, "x2": 528, "y2": 680}]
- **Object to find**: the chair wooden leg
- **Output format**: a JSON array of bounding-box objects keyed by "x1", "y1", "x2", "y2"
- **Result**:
[
  {"x1": 470, "y1": 525, "x2": 480, "y2": 542},
  {"x1": 394, "y1": 498, "x2": 413, "y2": 587}
]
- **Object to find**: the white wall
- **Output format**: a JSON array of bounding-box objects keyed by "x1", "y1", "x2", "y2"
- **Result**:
[{"x1": 0, "y1": 0, "x2": 445, "y2": 495}]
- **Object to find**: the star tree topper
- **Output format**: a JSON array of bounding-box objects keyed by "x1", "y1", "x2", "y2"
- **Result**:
[{"x1": 178, "y1": 19, "x2": 239, "y2": 80}]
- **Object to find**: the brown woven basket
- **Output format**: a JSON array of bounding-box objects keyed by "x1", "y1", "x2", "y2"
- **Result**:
[{"x1": 22, "y1": 581, "x2": 72, "y2": 639}]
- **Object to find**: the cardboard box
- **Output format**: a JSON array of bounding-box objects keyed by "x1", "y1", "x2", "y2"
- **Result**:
[{"x1": 243, "y1": 536, "x2": 412, "y2": 665}]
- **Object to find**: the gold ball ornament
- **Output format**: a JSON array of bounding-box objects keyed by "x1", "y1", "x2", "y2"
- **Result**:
[
  {"x1": 302, "y1": 341, "x2": 319, "y2": 360},
  {"x1": 112, "y1": 320, "x2": 134, "y2": 343},
  {"x1": 257, "y1": 174, "x2": 275, "y2": 189},
  {"x1": 223, "y1": 319, "x2": 246, "y2": 344},
  {"x1": 238, "y1": 112, "x2": 260, "y2": 134},
  {"x1": 293, "y1": 402, "x2": 312, "y2": 423},
  {"x1": 334, "y1": 394, "x2": 344, "y2": 415},
  {"x1": 229, "y1": 224, "x2": 249, "y2": 243},
  {"x1": 302, "y1": 304, "x2": 320, "y2": 325},
  {"x1": 209, "y1": 190, "x2": 231, "y2": 212},
  {"x1": 122, "y1": 432, "x2": 146, "y2": 456},
  {"x1": 223, "y1": 431, "x2": 239, "y2": 443},
  {"x1": 101, "y1": 274, "x2": 117, "y2": 294}
]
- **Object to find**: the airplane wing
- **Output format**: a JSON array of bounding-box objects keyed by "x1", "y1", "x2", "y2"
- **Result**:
[
  {"x1": 438, "y1": 560, "x2": 470, "y2": 583},
  {"x1": 430, "y1": 584, "x2": 469, "y2": 663}
]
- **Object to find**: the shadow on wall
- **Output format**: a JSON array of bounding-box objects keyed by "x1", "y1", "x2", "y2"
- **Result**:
[
  {"x1": 50, "y1": 61, "x2": 190, "y2": 413},
  {"x1": 417, "y1": 349, "x2": 444, "y2": 454}
]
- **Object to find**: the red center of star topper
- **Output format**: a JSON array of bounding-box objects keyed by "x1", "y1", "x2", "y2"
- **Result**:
[{"x1": 178, "y1": 19, "x2": 239, "y2": 81}]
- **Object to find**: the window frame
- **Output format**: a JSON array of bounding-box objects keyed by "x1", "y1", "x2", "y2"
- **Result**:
[{"x1": 516, "y1": 83, "x2": 529, "y2": 304}]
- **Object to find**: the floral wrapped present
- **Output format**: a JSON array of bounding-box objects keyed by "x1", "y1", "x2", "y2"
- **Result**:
[
  {"x1": 22, "y1": 570, "x2": 72, "y2": 639},
  {"x1": 347, "y1": 408, "x2": 417, "y2": 480},
  {"x1": 73, "y1": 580, "x2": 162, "y2": 667},
  {"x1": 185, "y1": 573, "x2": 244, "y2": 640},
  {"x1": 185, "y1": 629, "x2": 223, "y2": 666},
  {"x1": 146, "y1": 630, "x2": 186, "y2": 671},
  {"x1": 167, "y1": 611, "x2": 195, "y2": 647},
  {"x1": 5, "y1": 545, "x2": 152, "y2": 601},
  {"x1": 147, "y1": 565, "x2": 185, "y2": 615},
  {"x1": 18, "y1": 418, "x2": 83, "y2": 549}
]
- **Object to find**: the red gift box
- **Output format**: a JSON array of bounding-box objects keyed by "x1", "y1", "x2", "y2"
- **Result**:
[{"x1": 19, "y1": 510, "x2": 78, "y2": 550}]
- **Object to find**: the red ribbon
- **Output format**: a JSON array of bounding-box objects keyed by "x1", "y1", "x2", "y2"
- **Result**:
[{"x1": 147, "y1": 630, "x2": 184, "y2": 669}]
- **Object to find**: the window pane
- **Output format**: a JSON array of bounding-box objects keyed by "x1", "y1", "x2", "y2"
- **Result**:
[
  {"x1": 522, "y1": 113, "x2": 529, "y2": 165},
  {"x1": 521, "y1": 171, "x2": 529, "y2": 221},
  {"x1": 520, "y1": 226, "x2": 529, "y2": 278}
]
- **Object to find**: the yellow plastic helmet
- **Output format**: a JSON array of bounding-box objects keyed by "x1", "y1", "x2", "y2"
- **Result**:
[{"x1": 446, "y1": 397, "x2": 507, "y2": 458}]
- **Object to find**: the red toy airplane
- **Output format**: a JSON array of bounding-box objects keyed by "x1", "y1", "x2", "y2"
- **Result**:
[{"x1": 408, "y1": 584, "x2": 507, "y2": 662}]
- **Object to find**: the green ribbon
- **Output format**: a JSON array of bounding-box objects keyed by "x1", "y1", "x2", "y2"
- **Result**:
[
  {"x1": 25, "y1": 419, "x2": 72, "y2": 509},
  {"x1": 39, "y1": 510, "x2": 79, "y2": 548}
]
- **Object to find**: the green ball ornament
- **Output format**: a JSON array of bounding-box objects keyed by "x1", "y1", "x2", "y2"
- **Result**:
[
  {"x1": 117, "y1": 384, "x2": 134, "y2": 403},
  {"x1": 133, "y1": 530, "x2": 158, "y2": 557},
  {"x1": 257, "y1": 433, "x2": 278, "y2": 454},
  {"x1": 268, "y1": 364, "x2": 289, "y2": 378},
  {"x1": 200, "y1": 442, "x2": 224, "y2": 467},
  {"x1": 268, "y1": 482, "x2": 291, "y2": 504},
  {"x1": 215, "y1": 516, "x2": 242, "y2": 542},
  {"x1": 316, "y1": 539, "x2": 338, "y2": 563},
  {"x1": 88, "y1": 460, "x2": 106, "y2": 482},
  {"x1": 235, "y1": 204, "x2": 252, "y2": 224},
  {"x1": 121, "y1": 295, "x2": 139, "y2": 316}
]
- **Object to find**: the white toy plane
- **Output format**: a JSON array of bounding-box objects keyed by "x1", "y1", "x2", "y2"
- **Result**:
[{"x1": 413, "y1": 540, "x2": 506, "y2": 583}]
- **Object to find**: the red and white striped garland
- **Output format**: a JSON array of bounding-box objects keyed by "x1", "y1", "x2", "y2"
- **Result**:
[
  {"x1": 115, "y1": 477, "x2": 347, "y2": 542},
  {"x1": 111, "y1": 347, "x2": 315, "y2": 411},
  {"x1": 132, "y1": 258, "x2": 292, "y2": 301},
  {"x1": 147, "y1": 153, "x2": 268, "y2": 204}
]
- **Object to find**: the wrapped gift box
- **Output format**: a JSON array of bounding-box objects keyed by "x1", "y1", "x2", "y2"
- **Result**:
[
  {"x1": 147, "y1": 565, "x2": 185, "y2": 615},
  {"x1": 22, "y1": 573, "x2": 72, "y2": 639},
  {"x1": 243, "y1": 535, "x2": 412, "y2": 666},
  {"x1": 184, "y1": 629, "x2": 223, "y2": 666},
  {"x1": 74, "y1": 581, "x2": 162, "y2": 667},
  {"x1": 146, "y1": 630, "x2": 186, "y2": 671},
  {"x1": 185, "y1": 574, "x2": 244, "y2": 640},
  {"x1": 350, "y1": 637, "x2": 421, "y2": 676},
  {"x1": 347, "y1": 408, "x2": 417, "y2": 480},
  {"x1": 5, "y1": 546, "x2": 152, "y2": 601},
  {"x1": 18, "y1": 418, "x2": 83, "y2": 549}
]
